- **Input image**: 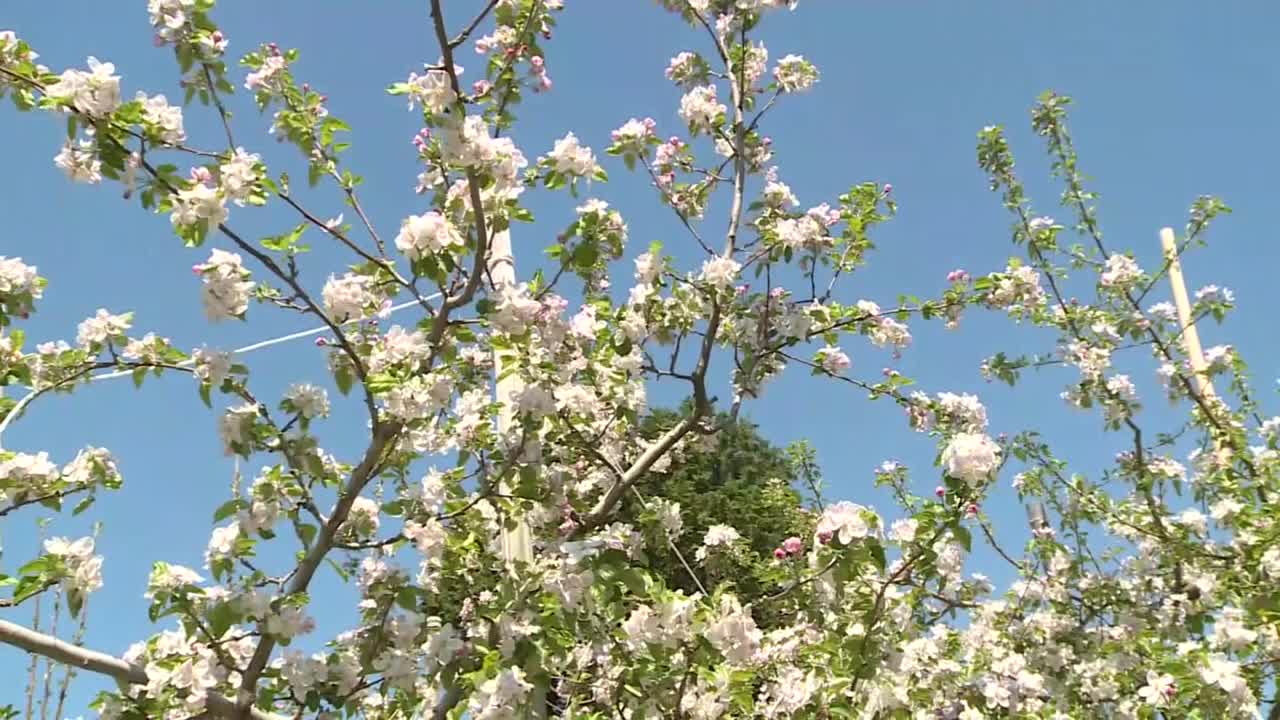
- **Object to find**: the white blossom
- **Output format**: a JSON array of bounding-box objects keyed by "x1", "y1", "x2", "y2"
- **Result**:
[
  {"x1": 137, "y1": 92, "x2": 185, "y2": 144},
  {"x1": 545, "y1": 132, "x2": 599, "y2": 177},
  {"x1": 395, "y1": 211, "x2": 463, "y2": 261},
  {"x1": 76, "y1": 308, "x2": 132, "y2": 348},
  {"x1": 941, "y1": 432, "x2": 1001, "y2": 486},
  {"x1": 679, "y1": 85, "x2": 725, "y2": 132},
  {"x1": 171, "y1": 183, "x2": 228, "y2": 230},
  {"x1": 194, "y1": 249, "x2": 253, "y2": 321},
  {"x1": 46, "y1": 57, "x2": 121, "y2": 117},
  {"x1": 53, "y1": 139, "x2": 101, "y2": 183}
]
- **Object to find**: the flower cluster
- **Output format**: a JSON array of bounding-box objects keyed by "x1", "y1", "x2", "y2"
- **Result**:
[{"x1": 193, "y1": 249, "x2": 253, "y2": 321}]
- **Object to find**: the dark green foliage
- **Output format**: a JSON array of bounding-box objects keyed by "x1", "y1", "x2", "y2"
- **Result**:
[{"x1": 625, "y1": 408, "x2": 815, "y2": 627}]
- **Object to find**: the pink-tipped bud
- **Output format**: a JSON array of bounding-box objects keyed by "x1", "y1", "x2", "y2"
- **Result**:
[
  {"x1": 773, "y1": 547, "x2": 787, "y2": 560},
  {"x1": 935, "y1": 486, "x2": 946, "y2": 499},
  {"x1": 530, "y1": 55, "x2": 545, "y2": 70},
  {"x1": 817, "y1": 529, "x2": 833, "y2": 545},
  {"x1": 883, "y1": 183, "x2": 893, "y2": 194},
  {"x1": 473, "y1": 80, "x2": 492, "y2": 96},
  {"x1": 965, "y1": 503, "x2": 979, "y2": 518},
  {"x1": 782, "y1": 536, "x2": 803, "y2": 555},
  {"x1": 192, "y1": 264, "x2": 204, "y2": 275},
  {"x1": 314, "y1": 337, "x2": 328, "y2": 347}
]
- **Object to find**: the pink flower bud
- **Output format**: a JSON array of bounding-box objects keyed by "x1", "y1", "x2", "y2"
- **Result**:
[
  {"x1": 782, "y1": 536, "x2": 803, "y2": 555},
  {"x1": 773, "y1": 547, "x2": 787, "y2": 560},
  {"x1": 153, "y1": 34, "x2": 166, "y2": 47},
  {"x1": 473, "y1": 80, "x2": 492, "y2": 96},
  {"x1": 965, "y1": 503, "x2": 979, "y2": 517},
  {"x1": 530, "y1": 55, "x2": 545, "y2": 69},
  {"x1": 883, "y1": 183, "x2": 893, "y2": 194},
  {"x1": 314, "y1": 337, "x2": 328, "y2": 347},
  {"x1": 817, "y1": 529, "x2": 833, "y2": 545},
  {"x1": 935, "y1": 486, "x2": 946, "y2": 498},
  {"x1": 192, "y1": 264, "x2": 204, "y2": 275}
]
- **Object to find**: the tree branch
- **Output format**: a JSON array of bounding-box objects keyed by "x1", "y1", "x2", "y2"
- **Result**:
[
  {"x1": 234, "y1": 422, "x2": 398, "y2": 712},
  {"x1": 0, "y1": 619, "x2": 284, "y2": 720}
]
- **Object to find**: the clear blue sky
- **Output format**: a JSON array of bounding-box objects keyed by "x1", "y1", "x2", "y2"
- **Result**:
[{"x1": 3, "y1": 1, "x2": 1280, "y2": 712}]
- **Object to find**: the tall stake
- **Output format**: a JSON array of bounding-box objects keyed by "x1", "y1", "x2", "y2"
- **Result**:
[
  {"x1": 1160, "y1": 226, "x2": 1230, "y2": 466},
  {"x1": 1160, "y1": 227, "x2": 1215, "y2": 399},
  {"x1": 486, "y1": 228, "x2": 545, "y2": 717}
]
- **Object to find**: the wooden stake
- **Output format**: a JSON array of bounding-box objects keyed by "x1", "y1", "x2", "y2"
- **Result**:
[
  {"x1": 1161, "y1": 226, "x2": 1231, "y2": 467},
  {"x1": 489, "y1": 228, "x2": 535, "y2": 567},
  {"x1": 1160, "y1": 227, "x2": 1215, "y2": 399},
  {"x1": 487, "y1": 228, "x2": 545, "y2": 716}
]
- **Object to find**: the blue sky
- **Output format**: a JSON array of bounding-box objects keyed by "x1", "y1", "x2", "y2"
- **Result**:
[{"x1": 3, "y1": 1, "x2": 1280, "y2": 712}]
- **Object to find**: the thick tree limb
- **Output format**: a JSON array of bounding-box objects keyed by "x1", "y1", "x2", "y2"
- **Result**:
[
  {"x1": 234, "y1": 422, "x2": 398, "y2": 711},
  {"x1": 579, "y1": 415, "x2": 697, "y2": 530},
  {"x1": 0, "y1": 619, "x2": 284, "y2": 720}
]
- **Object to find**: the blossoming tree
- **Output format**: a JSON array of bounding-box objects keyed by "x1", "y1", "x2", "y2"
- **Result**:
[{"x1": 0, "y1": 0, "x2": 1274, "y2": 718}]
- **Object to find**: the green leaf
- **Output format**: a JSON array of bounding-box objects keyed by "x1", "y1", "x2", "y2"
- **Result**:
[
  {"x1": 67, "y1": 590, "x2": 83, "y2": 618},
  {"x1": 71, "y1": 494, "x2": 95, "y2": 516},
  {"x1": 334, "y1": 366, "x2": 352, "y2": 396},
  {"x1": 208, "y1": 601, "x2": 237, "y2": 637},
  {"x1": 296, "y1": 522, "x2": 318, "y2": 549},
  {"x1": 12, "y1": 574, "x2": 49, "y2": 605},
  {"x1": 213, "y1": 498, "x2": 245, "y2": 522},
  {"x1": 324, "y1": 558, "x2": 350, "y2": 582}
]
